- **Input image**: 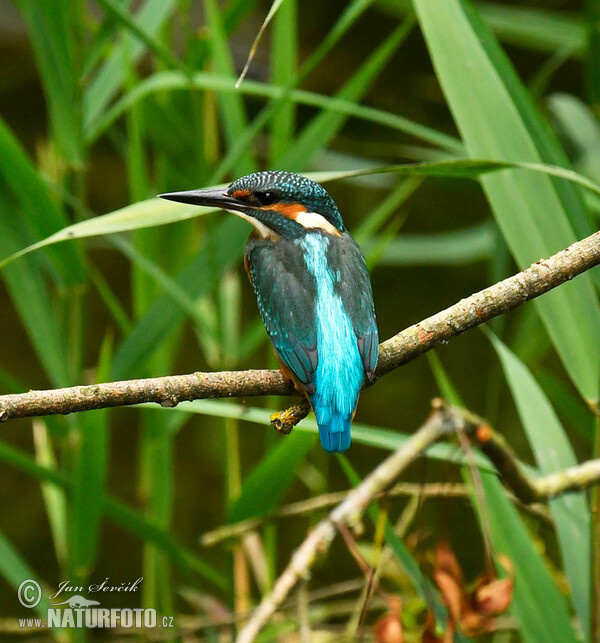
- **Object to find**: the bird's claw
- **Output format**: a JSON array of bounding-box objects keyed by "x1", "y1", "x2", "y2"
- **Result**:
[{"x1": 270, "y1": 399, "x2": 311, "y2": 435}]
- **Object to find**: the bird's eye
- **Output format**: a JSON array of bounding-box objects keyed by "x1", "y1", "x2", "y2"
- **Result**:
[{"x1": 255, "y1": 191, "x2": 277, "y2": 206}]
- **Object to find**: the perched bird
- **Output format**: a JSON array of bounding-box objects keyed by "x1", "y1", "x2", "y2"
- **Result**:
[{"x1": 159, "y1": 171, "x2": 378, "y2": 452}]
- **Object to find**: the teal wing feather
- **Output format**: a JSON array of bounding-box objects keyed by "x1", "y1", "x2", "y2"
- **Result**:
[
  {"x1": 246, "y1": 238, "x2": 318, "y2": 393},
  {"x1": 329, "y1": 233, "x2": 379, "y2": 381}
]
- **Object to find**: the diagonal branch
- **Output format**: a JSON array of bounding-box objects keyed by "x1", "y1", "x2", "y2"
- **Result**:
[
  {"x1": 235, "y1": 400, "x2": 600, "y2": 642},
  {"x1": 235, "y1": 399, "x2": 472, "y2": 643},
  {"x1": 0, "y1": 231, "x2": 599, "y2": 423}
]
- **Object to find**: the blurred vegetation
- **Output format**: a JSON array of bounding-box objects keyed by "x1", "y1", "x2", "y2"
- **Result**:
[{"x1": 0, "y1": 0, "x2": 599, "y2": 640}]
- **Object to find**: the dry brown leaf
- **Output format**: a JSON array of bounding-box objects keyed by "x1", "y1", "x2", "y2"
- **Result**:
[
  {"x1": 374, "y1": 596, "x2": 404, "y2": 643},
  {"x1": 431, "y1": 541, "x2": 514, "y2": 638}
]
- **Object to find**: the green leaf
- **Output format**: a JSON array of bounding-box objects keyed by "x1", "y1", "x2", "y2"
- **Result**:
[
  {"x1": 203, "y1": 0, "x2": 257, "y2": 177},
  {"x1": 0, "y1": 185, "x2": 70, "y2": 387},
  {"x1": 0, "y1": 117, "x2": 84, "y2": 285},
  {"x1": 280, "y1": 16, "x2": 415, "y2": 170},
  {"x1": 478, "y1": 2, "x2": 584, "y2": 56},
  {"x1": 0, "y1": 531, "x2": 52, "y2": 619},
  {"x1": 380, "y1": 0, "x2": 585, "y2": 56},
  {"x1": 110, "y1": 217, "x2": 247, "y2": 379},
  {"x1": 237, "y1": 0, "x2": 288, "y2": 88},
  {"x1": 480, "y1": 472, "x2": 578, "y2": 642},
  {"x1": 427, "y1": 346, "x2": 579, "y2": 640},
  {"x1": 33, "y1": 421, "x2": 68, "y2": 566},
  {"x1": 146, "y1": 400, "x2": 494, "y2": 471},
  {"x1": 0, "y1": 439, "x2": 228, "y2": 592},
  {"x1": 5, "y1": 158, "x2": 600, "y2": 271},
  {"x1": 19, "y1": 0, "x2": 84, "y2": 163},
  {"x1": 112, "y1": 235, "x2": 218, "y2": 340},
  {"x1": 83, "y1": 0, "x2": 178, "y2": 132},
  {"x1": 229, "y1": 431, "x2": 317, "y2": 523},
  {"x1": 69, "y1": 335, "x2": 112, "y2": 582},
  {"x1": 488, "y1": 331, "x2": 590, "y2": 637},
  {"x1": 269, "y1": 0, "x2": 297, "y2": 165},
  {"x1": 94, "y1": 0, "x2": 182, "y2": 71},
  {"x1": 0, "y1": 196, "x2": 217, "y2": 269},
  {"x1": 548, "y1": 93, "x2": 600, "y2": 184},
  {"x1": 413, "y1": 0, "x2": 600, "y2": 404},
  {"x1": 87, "y1": 70, "x2": 462, "y2": 153}
]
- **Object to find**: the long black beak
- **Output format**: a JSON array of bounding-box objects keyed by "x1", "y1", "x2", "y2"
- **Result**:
[{"x1": 158, "y1": 188, "x2": 246, "y2": 212}]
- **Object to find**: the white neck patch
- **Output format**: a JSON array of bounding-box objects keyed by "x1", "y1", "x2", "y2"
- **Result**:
[
  {"x1": 226, "y1": 209, "x2": 279, "y2": 240},
  {"x1": 295, "y1": 211, "x2": 341, "y2": 237}
]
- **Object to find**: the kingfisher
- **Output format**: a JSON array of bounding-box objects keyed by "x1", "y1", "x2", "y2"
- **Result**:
[{"x1": 159, "y1": 171, "x2": 378, "y2": 452}]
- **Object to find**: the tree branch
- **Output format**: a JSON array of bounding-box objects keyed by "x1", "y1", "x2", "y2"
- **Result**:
[
  {"x1": 0, "y1": 230, "x2": 599, "y2": 422},
  {"x1": 235, "y1": 399, "x2": 600, "y2": 641},
  {"x1": 236, "y1": 400, "x2": 470, "y2": 643}
]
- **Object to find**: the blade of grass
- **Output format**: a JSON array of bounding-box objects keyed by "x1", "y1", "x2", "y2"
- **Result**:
[
  {"x1": 139, "y1": 406, "x2": 181, "y2": 613},
  {"x1": 428, "y1": 350, "x2": 579, "y2": 642},
  {"x1": 19, "y1": 0, "x2": 84, "y2": 164},
  {"x1": 353, "y1": 177, "x2": 422, "y2": 245},
  {"x1": 110, "y1": 217, "x2": 247, "y2": 379},
  {"x1": 112, "y1": 235, "x2": 218, "y2": 340},
  {"x1": 0, "y1": 118, "x2": 84, "y2": 285},
  {"x1": 0, "y1": 187, "x2": 70, "y2": 387},
  {"x1": 0, "y1": 440, "x2": 228, "y2": 591},
  {"x1": 537, "y1": 368, "x2": 595, "y2": 443},
  {"x1": 6, "y1": 158, "x2": 600, "y2": 271},
  {"x1": 375, "y1": 221, "x2": 496, "y2": 266},
  {"x1": 487, "y1": 330, "x2": 590, "y2": 639},
  {"x1": 0, "y1": 197, "x2": 219, "y2": 268},
  {"x1": 83, "y1": 0, "x2": 178, "y2": 131},
  {"x1": 229, "y1": 432, "x2": 317, "y2": 524},
  {"x1": 33, "y1": 420, "x2": 68, "y2": 567},
  {"x1": 69, "y1": 335, "x2": 112, "y2": 585},
  {"x1": 203, "y1": 0, "x2": 257, "y2": 177},
  {"x1": 81, "y1": 0, "x2": 126, "y2": 80},
  {"x1": 480, "y1": 472, "x2": 578, "y2": 642},
  {"x1": 86, "y1": 71, "x2": 462, "y2": 154},
  {"x1": 0, "y1": 531, "x2": 52, "y2": 620},
  {"x1": 269, "y1": 0, "x2": 297, "y2": 165},
  {"x1": 413, "y1": 0, "x2": 600, "y2": 404},
  {"x1": 212, "y1": 0, "x2": 382, "y2": 180},
  {"x1": 478, "y1": 2, "x2": 584, "y2": 56},
  {"x1": 94, "y1": 0, "x2": 183, "y2": 71},
  {"x1": 236, "y1": 0, "x2": 286, "y2": 87},
  {"x1": 281, "y1": 17, "x2": 416, "y2": 171},
  {"x1": 548, "y1": 93, "x2": 600, "y2": 184},
  {"x1": 378, "y1": 0, "x2": 585, "y2": 56},
  {"x1": 145, "y1": 400, "x2": 495, "y2": 471}
]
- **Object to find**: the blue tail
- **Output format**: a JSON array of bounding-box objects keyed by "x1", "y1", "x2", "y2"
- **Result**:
[{"x1": 315, "y1": 410, "x2": 352, "y2": 453}]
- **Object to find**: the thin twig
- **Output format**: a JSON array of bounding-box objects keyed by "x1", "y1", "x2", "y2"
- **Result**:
[
  {"x1": 200, "y1": 482, "x2": 469, "y2": 546},
  {"x1": 456, "y1": 427, "x2": 495, "y2": 575},
  {"x1": 0, "y1": 230, "x2": 599, "y2": 422}
]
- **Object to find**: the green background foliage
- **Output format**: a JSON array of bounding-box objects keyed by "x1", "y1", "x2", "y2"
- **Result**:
[{"x1": 0, "y1": 0, "x2": 599, "y2": 639}]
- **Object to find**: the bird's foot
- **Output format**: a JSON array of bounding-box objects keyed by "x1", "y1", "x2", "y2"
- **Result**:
[{"x1": 270, "y1": 399, "x2": 311, "y2": 435}]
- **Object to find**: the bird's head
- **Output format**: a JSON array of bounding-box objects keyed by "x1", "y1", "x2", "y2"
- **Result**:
[{"x1": 159, "y1": 171, "x2": 345, "y2": 240}]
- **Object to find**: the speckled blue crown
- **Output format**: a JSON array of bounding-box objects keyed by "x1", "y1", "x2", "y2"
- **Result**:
[{"x1": 228, "y1": 171, "x2": 345, "y2": 230}]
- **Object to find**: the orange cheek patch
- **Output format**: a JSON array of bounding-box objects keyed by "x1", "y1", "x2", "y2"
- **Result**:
[
  {"x1": 262, "y1": 203, "x2": 307, "y2": 219},
  {"x1": 232, "y1": 189, "x2": 251, "y2": 199}
]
